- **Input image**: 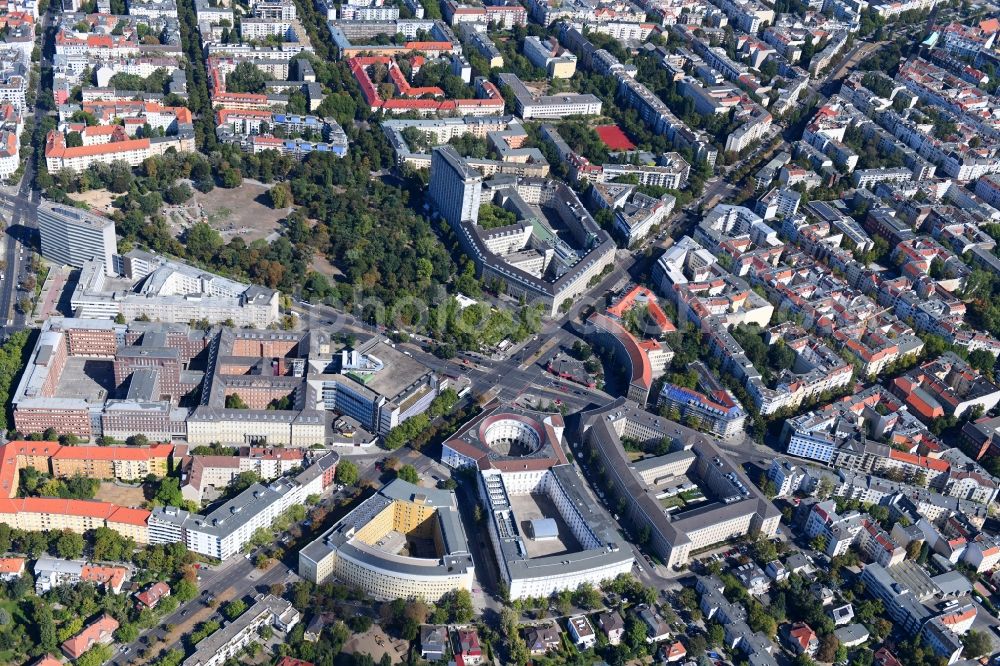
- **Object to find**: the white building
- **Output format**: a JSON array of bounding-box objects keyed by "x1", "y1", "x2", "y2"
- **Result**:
[
  {"x1": 568, "y1": 616, "x2": 597, "y2": 649},
  {"x1": 149, "y1": 453, "x2": 337, "y2": 560},
  {"x1": 181, "y1": 595, "x2": 299, "y2": 666},
  {"x1": 298, "y1": 479, "x2": 475, "y2": 602},
  {"x1": 38, "y1": 199, "x2": 118, "y2": 275},
  {"x1": 497, "y1": 72, "x2": 602, "y2": 119},
  {"x1": 429, "y1": 146, "x2": 482, "y2": 227},
  {"x1": 767, "y1": 458, "x2": 808, "y2": 497},
  {"x1": 70, "y1": 251, "x2": 281, "y2": 327}
]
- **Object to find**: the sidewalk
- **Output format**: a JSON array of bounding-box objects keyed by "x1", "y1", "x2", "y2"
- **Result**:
[{"x1": 31, "y1": 263, "x2": 63, "y2": 324}]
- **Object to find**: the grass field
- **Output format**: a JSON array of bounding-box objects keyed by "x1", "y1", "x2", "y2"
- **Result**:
[{"x1": 659, "y1": 495, "x2": 684, "y2": 509}]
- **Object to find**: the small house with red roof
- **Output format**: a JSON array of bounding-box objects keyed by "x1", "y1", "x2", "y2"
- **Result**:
[
  {"x1": 276, "y1": 659, "x2": 314, "y2": 666},
  {"x1": 0, "y1": 556, "x2": 24, "y2": 580},
  {"x1": 783, "y1": 622, "x2": 818, "y2": 656},
  {"x1": 32, "y1": 654, "x2": 62, "y2": 666},
  {"x1": 135, "y1": 581, "x2": 170, "y2": 610},
  {"x1": 874, "y1": 647, "x2": 902, "y2": 666},
  {"x1": 61, "y1": 615, "x2": 118, "y2": 660},
  {"x1": 455, "y1": 627, "x2": 483, "y2": 666},
  {"x1": 659, "y1": 641, "x2": 687, "y2": 662}
]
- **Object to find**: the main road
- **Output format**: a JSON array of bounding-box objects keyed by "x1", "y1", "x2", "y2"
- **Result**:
[
  {"x1": 0, "y1": 0, "x2": 56, "y2": 337},
  {"x1": 105, "y1": 556, "x2": 300, "y2": 666}
]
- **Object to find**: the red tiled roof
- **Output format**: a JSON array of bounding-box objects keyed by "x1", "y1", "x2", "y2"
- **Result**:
[
  {"x1": 0, "y1": 557, "x2": 24, "y2": 573},
  {"x1": 135, "y1": 581, "x2": 170, "y2": 608},
  {"x1": 45, "y1": 131, "x2": 149, "y2": 159},
  {"x1": 788, "y1": 622, "x2": 816, "y2": 651},
  {"x1": 588, "y1": 312, "x2": 653, "y2": 390},
  {"x1": 50, "y1": 443, "x2": 172, "y2": 461},
  {"x1": 216, "y1": 108, "x2": 273, "y2": 124},
  {"x1": 887, "y1": 448, "x2": 950, "y2": 473},
  {"x1": 108, "y1": 506, "x2": 152, "y2": 526},
  {"x1": 606, "y1": 285, "x2": 676, "y2": 332},
  {"x1": 61, "y1": 615, "x2": 118, "y2": 659},
  {"x1": 81, "y1": 565, "x2": 128, "y2": 591},
  {"x1": 33, "y1": 655, "x2": 61, "y2": 666},
  {"x1": 403, "y1": 41, "x2": 453, "y2": 50}
]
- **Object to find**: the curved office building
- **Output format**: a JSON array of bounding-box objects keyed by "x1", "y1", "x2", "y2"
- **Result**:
[{"x1": 298, "y1": 479, "x2": 474, "y2": 602}]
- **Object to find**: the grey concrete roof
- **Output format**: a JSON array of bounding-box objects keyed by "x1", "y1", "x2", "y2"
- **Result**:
[
  {"x1": 299, "y1": 479, "x2": 473, "y2": 578},
  {"x1": 577, "y1": 398, "x2": 781, "y2": 556}
]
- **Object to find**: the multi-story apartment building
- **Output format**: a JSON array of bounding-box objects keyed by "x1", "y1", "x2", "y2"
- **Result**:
[
  {"x1": 658, "y1": 382, "x2": 746, "y2": 439},
  {"x1": 38, "y1": 199, "x2": 118, "y2": 275},
  {"x1": 803, "y1": 500, "x2": 866, "y2": 557},
  {"x1": 307, "y1": 340, "x2": 443, "y2": 437},
  {"x1": 587, "y1": 311, "x2": 672, "y2": 405},
  {"x1": 523, "y1": 36, "x2": 576, "y2": 78},
  {"x1": 181, "y1": 595, "x2": 299, "y2": 666},
  {"x1": 707, "y1": 0, "x2": 774, "y2": 32},
  {"x1": 177, "y1": 446, "x2": 304, "y2": 503},
  {"x1": 0, "y1": 498, "x2": 151, "y2": 543},
  {"x1": 442, "y1": 404, "x2": 634, "y2": 600},
  {"x1": 429, "y1": 144, "x2": 482, "y2": 227},
  {"x1": 35, "y1": 557, "x2": 129, "y2": 594},
  {"x1": 0, "y1": 48, "x2": 28, "y2": 110},
  {"x1": 600, "y1": 154, "x2": 690, "y2": 189},
  {"x1": 149, "y1": 452, "x2": 337, "y2": 559},
  {"x1": 44, "y1": 125, "x2": 195, "y2": 173},
  {"x1": 443, "y1": 0, "x2": 526, "y2": 27},
  {"x1": 48, "y1": 444, "x2": 172, "y2": 480},
  {"x1": 578, "y1": 399, "x2": 781, "y2": 568},
  {"x1": 892, "y1": 352, "x2": 1000, "y2": 421},
  {"x1": 590, "y1": 182, "x2": 675, "y2": 245},
  {"x1": 974, "y1": 173, "x2": 1000, "y2": 208},
  {"x1": 458, "y1": 23, "x2": 503, "y2": 68},
  {"x1": 430, "y1": 147, "x2": 616, "y2": 316}
]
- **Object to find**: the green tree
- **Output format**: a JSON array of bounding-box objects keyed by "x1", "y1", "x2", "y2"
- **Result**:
[
  {"x1": 225, "y1": 393, "x2": 250, "y2": 409},
  {"x1": 184, "y1": 222, "x2": 223, "y2": 264},
  {"x1": 815, "y1": 633, "x2": 839, "y2": 662},
  {"x1": 476, "y1": 203, "x2": 517, "y2": 229},
  {"x1": 226, "y1": 61, "x2": 268, "y2": 93},
  {"x1": 223, "y1": 599, "x2": 248, "y2": 620},
  {"x1": 815, "y1": 477, "x2": 834, "y2": 500},
  {"x1": 573, "y1": 582, "x2": 602, "y2": 610},
  {"x1": 335, "y1": 459, "x2": 358, "y2": 486},
  {"x1": 115, "y1": 623, "x2": 139, "y2": 643},
  {"x1": 968, "y1": 349, "x2": 996, "y2": 379},
  {"x1": 962, "y1": 630, "x2": 992, "y2": 658},
  {"x1": 269, "y1": 181, "x2": 293, "y2": 209},
  {"x1": 58, "y1": 617, "x2": 84, "y2": 643},
  {"x1": 54, "y1": 530, "x2": 85, "y2": 559},
  {"x1": 174, "y1": 578, "x2": 198, "y2": 602},
  {"x1": 228, "y1": 470, "x2": 261, "y2": 494},
  {"x1": 396, "y1": 464, "x2": 419, "y2": 484},
  {"x1": 751, "y1": 537, "x2": 778, "y2": 564},
  {"x1": 443, "y1": 589, "x2": 474, "y2": 623},
  {"x1": 76, "y1": 644, "x2": 113, "y2": 666},
  {"x1": 34, "y1": 601, "x2": 57, "y2": 652},
  {"x1": 154, "y1": 478, "x2": 185, "y2": 507}
]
